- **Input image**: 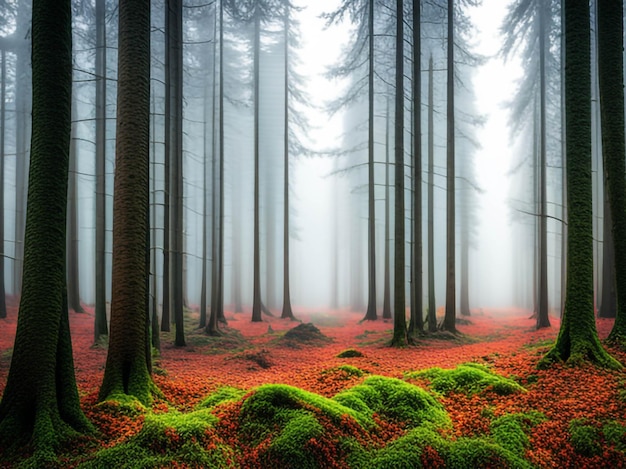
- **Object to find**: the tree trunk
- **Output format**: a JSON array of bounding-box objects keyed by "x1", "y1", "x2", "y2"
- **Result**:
[
  {"x1": 427, "y1": 54, "x2": 436, "y2": 332},
  {"x1": 391, "y1": 0, "x2": 407, "y2": 346},
  {"x1": 363, "y1": 0, "x2": 377, "y2": 321},
  {"x1": 408, "y1": 0, "x2": 422, "y2": 337},
  {"x1": 382, "y1": 95, "x2": 392, "y2": 320},
  {"x1": 99, "y1": 0, "x2": 158, "y2": 403},
  {"x1": 442, "y1": 0, "x2": 456, "y2": 333},
  {"x1": 94, "y1": 0, "x2": 108, "y2": 340},
  {"x1": 168, "y1": 0, "x2": 185, "y2": 346},
  {"x1": 0, "y1": 50, "x2": 6, "y2": 320},
  {"x1": 598, "y1": 186, "x2": 616, "y2": 318},
  {"x1": 536, "y1": 1, "x2": 550, "y2": 329},
  {"x1": 540, "y1": 0, "x2": 619, "y2": 369},
  {"x1": 67, "y1": 99, "x2": 84, "y2": 313},
  {"x1": 13, "y1": 2, "x2": 31, "y2": 297},
  {"x1": 0, "y1": 0, "x2": 93, "y2": 459},
  {"x1": 281, "y1": 8, "x2": 295, "y2": 320},
  {"x1": 252, "y1": 9, "x2": 263, "y2": 323},
  {"x1": 598, "y1": 0, "x2": 626, "y2": 344}
]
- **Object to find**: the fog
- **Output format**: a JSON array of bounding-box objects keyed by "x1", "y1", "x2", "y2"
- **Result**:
[{"x1": 1, "y1": 0, "x2": 597, "y2": 320}]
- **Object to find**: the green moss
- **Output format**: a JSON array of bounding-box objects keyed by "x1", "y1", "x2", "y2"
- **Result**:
[
  {"x1": 333, "y1": 376, "x2": 450, "y2": 429},
  {"x1": 569, "y1": 418, "x2": 602, "y2": 456},
  {"x1": 79, "y1": 409, "x2": 233, "y2": 469},
  {"x1": 337, "y1": 348, "x2": 364, "y2": 358},
  {"x1": 134, "y1": 409, "x2": 217, "y2": 451},
  {"x1": 266, "y1": 410, "x2": 324, "y2": 469},
  {"x1": 95, "y1": 393, "x2": 147, "y2": 417},
  {"x1": 490, "y1": 412, "x2": 545, "y2": 457},
  {"x1": 369, "y1": 426, "x2": 446, "y2": 468},
  {"x1": 322, "y1": 364, "x2": 365, "y2": 379},
  {"x1": 240, "y1": 383, "x2": 368, "y2": 443},
  {"x1": 196, "y1": 386, "x2": 247, "y2": 410},
  {"x1": 603, "y1": 421, "x2": 626, "y2": 451},
  {"x1": 445, "y1": 437, "x2": 532, "y2": 469},
  {"x1": 407, "y1": 363, "x2": 525, "y2": 396}
]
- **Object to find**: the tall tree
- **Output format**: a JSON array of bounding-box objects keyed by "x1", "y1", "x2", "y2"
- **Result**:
[
  {"x1": 99, "y1": 0, "x2": 158, "y2": 403},
  {"x1": 0, "y1": 49, "x2": 6, "y2": 320},
  {"x1": 67, "y1": 100, "x2": 84, "y2": 314},
  {"x1": 281, "y1": 4, "x2": 295, "y2": 320},
  {"x1": 0, "y1": 0, "x2": 93, "y2": 459},
  {"x1": 427, "y1": 54, "x2": 437, "y2": 332},
  {"x1": 597, "y1": 0, "x2": 626, "y2": 345},
  {"x1": 391, "y1": 0, "x2": 407, "y2": 346},
  {"x1": 442, "y1": 0, "x2": 457, "y2": 333},
  {"x1": 540, "y1": 0, "x2": 619, "y2": 369},
  {"x1": 408, "y1": 0, "x2": 423, "y2": 337},
  {"x1": 167, "y1": 0, "x2": 186, "y2": 346},
  {"x1": 94, "y1": 0, "x2": 108, "y2": 341}
]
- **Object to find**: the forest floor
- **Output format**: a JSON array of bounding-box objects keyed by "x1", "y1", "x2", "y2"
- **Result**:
[{"x1": 0, "y1": 303, "x2": 625, "y2": 468}]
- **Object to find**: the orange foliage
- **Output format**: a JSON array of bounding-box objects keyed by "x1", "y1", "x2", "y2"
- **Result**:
[{"x1": 0, "y1": 305, "x2": 625, "y2": 468}]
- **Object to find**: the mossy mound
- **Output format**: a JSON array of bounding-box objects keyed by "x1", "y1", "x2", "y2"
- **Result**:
[
  {"x1": 337, "y1": 348, "x2": 364, "y2": 358},
  {"x1": 369, "y1": 426, "x2": 533, "y2": 469},
  {"x1": 321, "y1": 364, "x2": 366, "y2": 379},
  {"x1": 280, "y1": 323, "x2": 332, "y2": 347},
  {"x1": 196, "y1": 385, "x2": 246, "y2": 410},
  {"x1": 78, "y1": 409, "x2": 233, "y2": 469},
  {"x1": 407, "y1": 363, "x2": 525, "y2": 396},
  {"x1": 490, "y1": 412, "x2": 545, "y2": 457},
  {"x1": 334, "y1": 376, "x2": 450, "y2": 429},
  {"x1": 569, "y1": 418, "x2": 602, "y2": 457}
]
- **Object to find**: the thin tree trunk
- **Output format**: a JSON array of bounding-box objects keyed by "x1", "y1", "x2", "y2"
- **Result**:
[
  {"x1": 442, "y1": 0, "x2": 456, "y2": 333},
  {"x1": 67, "y1": 99, "x2": 84, "y2": 313},
  {"x1": 0, "y1": 50, "x2": 6, "y2": 319},
  {"x1": 598, "y1": 185, "x2": 616, "y2": 317},
  {"x1": 364, "y1": 0, "x2": 377, "y2": 321},
  {"x1": 94, "y1": 0, "x2": 108, "y2": 340},
  {"x1": 281, "y1": 8, "x2": 295, "y2": 320},
  {"x1": 537, "y1": 1, "x2": 550, "y2": 329},
  {"x1": 252, "y1": 9, "x2": 263, "y2": 322},
  {"x1": 427, "y1": 54, "x2": 436, "y2": 332},
  {"x1": 382, "y1": 95, "x2": 391, "y2": 320},
  {"x1": 408, "y1": 0, "x2": 422, "y2": 337},
  {"x1": 391, "y1": 0, "x2": 407, "y2": 346}
]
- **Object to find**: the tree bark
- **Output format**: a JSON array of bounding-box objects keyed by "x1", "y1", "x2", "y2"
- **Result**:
[
  {"x1": 442, "y1": 0, "x2": 456, "y2": 333},
  {"x1": 540, "y1": 0, "x2": 619, "y2": 369},
  {"x1": 99, "y1": 0, "x2": 158, "y2": 403},
  {"x1": 391, "y1": 0, "x2": 407, "y2": 346},
  {"x1": 0, "y1": 0, "x2": 93, "y2": 459}
]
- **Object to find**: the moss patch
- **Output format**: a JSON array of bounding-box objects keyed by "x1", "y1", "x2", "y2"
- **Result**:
[
  {"x1": 407, "y1": 363, "x2": 525, "y2": 396},
  {"x1": 569, "y1": 418, "x2": 602, "y2": 457},
  {"x1": 337, "y1": 348, "x2": 364, "y2": 358},
  {"x1": 196, "y1": 386, "x2": 246, "y2": 410},
  {"x1": 334, "y1": 376, "x2": 450, "y2": 429}
]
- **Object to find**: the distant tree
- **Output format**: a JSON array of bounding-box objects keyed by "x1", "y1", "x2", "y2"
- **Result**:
[
  {"x1": 391, "y1": 0, "x2": 407, "y2": 346},
  {"x1": 0, "y1": 0, "x2": 94, "y2": 459},
  {"x1": 67, "y1": 100, "x2": 84, "y2": 314},
  {"x1": 427, "y1": 54, "x2": 437, "y2": 332},
  {"x1": 540, "y1": 0, "x2": 620, "y2": 369},
  {"x1": 99, "y1": 0, "x2": 158, "y2": 403},
  {"x1": 0, "y1": 49, "x2": 6, "y2": 320},
  {"x1": 597, "y1": 0, "x2": 626, "y2": 346},
  {"x1": 324, "y1": 0, "x2": 379, "y2": 321}
]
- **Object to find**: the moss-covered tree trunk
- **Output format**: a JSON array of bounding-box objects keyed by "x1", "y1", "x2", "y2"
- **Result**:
[
  {"x1": 597, "y1": 0, "x2": 626, "y2": 346},
  {"x1": 0, "y1": 0, "x2": 93, "y2": 460},
  {"x1": 540, "y1": 0, "x2": 620, "y2": 369},
  {"x1": 98, "y1": 0, "x2": 156, "y2": 405}
]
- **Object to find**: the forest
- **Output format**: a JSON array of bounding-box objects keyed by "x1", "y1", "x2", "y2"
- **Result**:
[{"x1": 1, "y1": 0, "x2": 626, "y2": 467}]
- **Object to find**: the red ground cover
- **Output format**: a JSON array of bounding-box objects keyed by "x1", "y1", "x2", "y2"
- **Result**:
[{"x1": 0, "y1": 304, "x2": 625, "y2": 468}]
